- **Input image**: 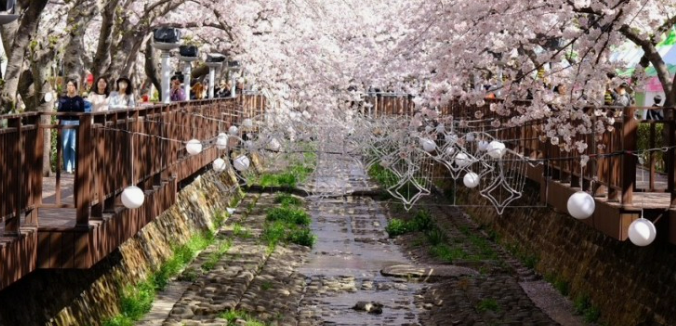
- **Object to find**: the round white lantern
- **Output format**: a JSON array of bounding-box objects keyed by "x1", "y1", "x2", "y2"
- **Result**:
[
  {"x1": 216, "y1": 133, "x2": 228, "y2": 150},
  {"x1": 420, "y1": 138, "x2": 436, "y2": 152},
  {"x1": 445, "y1": 146, "x2": 455, "y2": 156},
  {"x1": 45, "y1": 92, "x2": 53, "y2": 102},
  {"x1": 466, "y1": 133, "x2": 475, "y2": 142},
  {"x1": 242, "y1": 119, "x2": 253, "y2": 129},
  {"x1": 628, "y1": 218, "x2": 657, "y2": 246},
  {"x1": 454, "y1": 153, "x2": 472, "y2": 167},
  {"x1": 244, "y1": 140, "x2": 254, "y2": 151},
  {"x1": 267, "y1": 138, "x2": 281, "y2": 152},
  {"x1": 121, "y1": 186, "x2": 145, "y2": 209},
  {"x1": 228, "y1": 125, "x2": 239, "y2": 135},
  {"x1": 478, "y1": 140, "x2": 489, "y2": 151},
  {"x1": 566, "y1": 191, "x2": 595, "y2": 219},
  {"x1": 463, "y1": 172, "x2": 480, "y2": 188},
  {"x1": 186, "y1": 139, "x2": 202, "y2": 155},
  {"x1": 213, "y1": 158, "x2": 227, "y2": 172},
  {"x1": 234, "y1": 155, "x2": 250, "y2": 171},
  {"x1": 445, "y1": 133, "x2": 458, "y2": 144},
  {"x1": 486, "y1": 141, "x2": 507, "y2": 159}
]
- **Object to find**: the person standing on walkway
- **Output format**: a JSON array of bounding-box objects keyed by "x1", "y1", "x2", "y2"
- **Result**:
[
  {"x1": 171, "y1": 76, "x2": 186, "y2": 101},
  {"x1": 57, "y1": 79, "x2": 85, "y2": 174},
  {"x1": 647, "y1": 95, "x2": 664, "y2": 120},
  {"x1": 109, "y1": 77, "x2": 136, "y2": 110},
  {"x1": 89, "y1": 77, "x2": 110, "y2": 113}
]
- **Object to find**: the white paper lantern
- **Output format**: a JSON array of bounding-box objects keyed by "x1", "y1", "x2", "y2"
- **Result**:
[
  {"x1": 234, "y1": 155, "x2": 250, "y2": 171},
  {"x1": 216, "y1": 133, "x2": 228, "y2": 150},
  {"x1": 242, "y1": 119, "x2": 253, "y2": 129},
  {"x1": 566, "y1": 191, "x2": 595, "y2": 219},
  {"x1": 228, "y1": 125, "x2": 239, "y2": 135},
  {"x1": 186, "y1": 139, "x2": 202, "y2": 155},
  {"x1": 466, "y1": 133, "x2": 475, "y2": 142},
  {"x1": 628, "y1": 218, "x2": 657, "y2": 246},
  {"x1": 244, "y1": 140, "x2": 254, "y2": 151},
  {"x1": 454, "y1": 153, "x2": 472, "y2": 167},
  {"x1": 213, "y1": 158, "x2": 227, "y2": 172},
  {"x1": 267, "y1": 138, "x2": 281, "y2": 152},
  {"x1": 478, "y1": 140, "x2": 489, "y2": 151},
  {"x1": 420, "y1": 138, "x2": 436, "y2": 152},
  {"x1": 44, "y1": 92, "x2": 53, "y2": 102},
  {"x1": 445, "y1": 146, "x2": 455, "y2": 156},
  {"x1": 486, "y1": 141, "x2": 507, "y2": 159},
  {"x1": 445, "y1": 133, "x2": 458, "y2": 144},
  {"x1": 463, "y1": 172, "x2": 480, "y2": 188},
  {"x1": 121, "y1": 186, "x2": 145, "y2": 209}
]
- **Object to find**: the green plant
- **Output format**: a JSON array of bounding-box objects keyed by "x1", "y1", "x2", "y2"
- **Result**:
[
  {"x1": 425, "y1": 228, "x2": 446, "y2": 246},
  {"x1": 476, "y1": 298, "x2": 500, "y2": 313},
  {"x1": 219, "y1": 310, "x2": 266, "y2": 326},
  {"x1": 233, "y1": 223, "x2": 252, "y2": 238},
  {"x1": 411, "y1": 209, "x2": 434, "y2": 231},
  {"x1": 261, "y1": 281, "x2": 273, "y2": 291},
  {"x1": 574, "y1": 294, "x2": 592, "y2": 315},
  {"x1": 275, "y1": 193, "x2": 303, "y2": 207},
  {"x1": 385, "y1": 218, "x2": 411, "y2": 237},
  {"x1": 266, "y1": 207, "x2": 311, "y2": 226},
  {"x1": 584, "y1": 307, "x2": 601, "y2": 323},
  {"x1": 430, "y1": 243, "x2": 467, "y2": 263},
  {"x1": 262, "y1": 220, "x2": 286, "y2": 247},
  {"x1": 553, "y1": 279, "x2": 570, "y2": 296},
  {"x1": 288, "y1": 227, "x2": 316, "y2": 247}
]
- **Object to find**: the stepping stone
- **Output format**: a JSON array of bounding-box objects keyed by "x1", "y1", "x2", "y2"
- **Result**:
[{"x1": 381, "y1": 264, "x2": 478, "y2": 281}]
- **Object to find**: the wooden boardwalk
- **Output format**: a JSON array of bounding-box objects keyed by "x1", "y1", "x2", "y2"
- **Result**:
[{"x1": 0, "y1": 96, "x2": 267, "y2": 291}]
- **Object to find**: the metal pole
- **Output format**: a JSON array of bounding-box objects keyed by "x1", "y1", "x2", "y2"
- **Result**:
[
  {"x1": 161, "y1": 51, "x2": 172, "y2": 104},
  {"x1": 209, "y1": 67, "x2": 216, "y2": 99},
  {"x1": 231, "y1": 73, "x2": 237, "y2": 98},
  {"x1": 184, "y1": 62, "x2": 192, "y2": 101}
]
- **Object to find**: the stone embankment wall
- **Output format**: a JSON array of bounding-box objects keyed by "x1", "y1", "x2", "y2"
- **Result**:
[
  {"x1": 0, "y1": 170, "x2": 242, "y2": 326},
  {"x1": 453, "y1": 182, "x2": 676, "y2": 326}
]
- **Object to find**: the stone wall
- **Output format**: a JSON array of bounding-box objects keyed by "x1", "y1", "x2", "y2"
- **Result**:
[
  {"x1": 0, "y1": 169, "x2": 242, "y2": 326},
  {"x1": 453, "y1": 181, "x2": 676, "y2": 326}
]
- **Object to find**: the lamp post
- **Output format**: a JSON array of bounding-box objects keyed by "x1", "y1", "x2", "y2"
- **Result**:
[
  {"x1": 227, "y1": 61, "x2": 241, "y2": 98},
  {"x1": 179, "y1": 45, "x2": 198, "y2": 101},
  {"x1": 205, "y1": 53, "x2": 225, "y2": 99},
  {"x1": 152, "y1": 27, "x2": 181, "y2": 104}
]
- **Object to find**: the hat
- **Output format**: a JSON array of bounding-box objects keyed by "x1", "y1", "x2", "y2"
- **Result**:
[{"x1": 654, "y1": 95, "x2": 662, "y2": 103}]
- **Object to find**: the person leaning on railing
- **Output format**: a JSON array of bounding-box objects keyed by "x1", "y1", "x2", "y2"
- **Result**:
[
  {"x1": 57, "y1": 78, "x2": 85, "y2": 174},
  {"x1": 109, "y1": 76, "x2": 136, "y2": 110},
  {"x1": 89, "y1": 77, "x2": 110, "y2": 113}
]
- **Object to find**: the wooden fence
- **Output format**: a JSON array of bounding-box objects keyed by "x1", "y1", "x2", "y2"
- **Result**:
[{"x1": 0, "y1": 94, "x2": 265, "y2": 290}]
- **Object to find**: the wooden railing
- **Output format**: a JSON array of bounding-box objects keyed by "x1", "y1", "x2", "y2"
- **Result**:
[
  {"x1": 0, "y1": 113, "x2": 43, "y2": 234},
  {"x1": 0, "y1": 95, "x2": 265, "y2": 236},
  {"x1": 361, "y1": 95, "x2": 676, "y2": 209}
]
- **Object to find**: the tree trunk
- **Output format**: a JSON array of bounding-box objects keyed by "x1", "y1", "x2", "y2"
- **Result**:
[
  {"x1": 62, "y1": 1, "x2": 99, "y2": 90},
  {"x1": 91, "y1": 0, "x2": 121, "y2": 80},
  {"x1": 30, "y1": 38, "x2": 59, "y2": 175},
  {"x1": 0, "y1": 0, "x2": 49, "y2": 113},
  {"x1": 144, "y1": 39, "x2": 162, "y2": 98}
]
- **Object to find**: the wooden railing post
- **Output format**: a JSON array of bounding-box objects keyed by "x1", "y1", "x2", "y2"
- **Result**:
[
  {"x1": 668, "y1": 107, "x2": 676, "y2": 208},
  {"x1": 5, "y1": 117, "x2": 22, "y2": 236},
  {"x1": 26, "y1": 114, "x2": 43, "y2": 227},
  {"x1": 75, "y1": 114, "x2": 93, "y2": 228},
  {"x1": 622, "y1": 107, "x2": 637, "y2": 206}
]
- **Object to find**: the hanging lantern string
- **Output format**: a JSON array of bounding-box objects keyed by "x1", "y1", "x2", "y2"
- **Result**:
[{"x1": 93, "y1": 125, "x2": 676, "y2": 163}]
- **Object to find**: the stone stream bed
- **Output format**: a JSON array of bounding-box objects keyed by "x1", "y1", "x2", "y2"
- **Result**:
[
  {"x1": 136, "y1": 190, "x2": 585, "y2": 326},
  {"x1": 137, "y1": 154, "x2": 584, "y2": 326}
]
